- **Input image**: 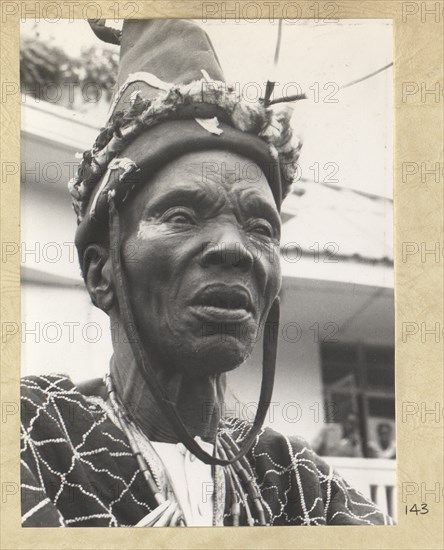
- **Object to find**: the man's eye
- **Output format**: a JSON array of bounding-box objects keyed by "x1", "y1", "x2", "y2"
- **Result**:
[
  {"x1": 164, "y1": 209, "x2": 195, "y2": 225},
  {"x1": 248, "y1": 219, "x2": 274, "y2": 238}
]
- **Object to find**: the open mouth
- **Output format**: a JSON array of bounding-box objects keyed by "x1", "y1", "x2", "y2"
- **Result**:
[{"x1": 190, "y1": 284, "x2": 254, "y2": 322}]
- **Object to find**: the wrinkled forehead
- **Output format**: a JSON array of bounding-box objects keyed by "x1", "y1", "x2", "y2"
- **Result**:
[{"x1": 121, "y1": 148, "x2": 277, "y2": 220}]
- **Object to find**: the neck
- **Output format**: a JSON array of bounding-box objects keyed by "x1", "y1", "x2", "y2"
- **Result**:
[{"x1": 109, "y1": 330, "x2": 227, "y2": 444}]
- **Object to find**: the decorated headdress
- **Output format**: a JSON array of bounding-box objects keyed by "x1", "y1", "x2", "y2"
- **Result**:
[
  {"x1": 69, "y1": 19, "x2": 302, "y2": 467},
  {"x1": 69, "y1": 19, "x2": 301, "y2": 258}
]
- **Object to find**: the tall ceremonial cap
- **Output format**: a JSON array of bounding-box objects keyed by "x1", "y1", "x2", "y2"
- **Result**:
[{"x1": 69, "y1": 19, "x2": 302, "y2": 263}]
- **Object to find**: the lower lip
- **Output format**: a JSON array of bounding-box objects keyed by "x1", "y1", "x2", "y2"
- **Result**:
[{"x1": 189, "y1": 305, "x2": 253, "y2": 323}]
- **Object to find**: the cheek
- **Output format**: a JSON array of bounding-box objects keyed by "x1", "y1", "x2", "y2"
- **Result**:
[
  {"x1": 125, "y1": 222, "x2": 180, "y2": 272},
  {"x1": 122, "y1": 237, "x2": 170, "y2": 299},
  {"x1": 137, "y1": 219, "x2": 170, "y2": 240},
  {"x1": 122, "y1": 231, "x2": 193, "y2": 320}
]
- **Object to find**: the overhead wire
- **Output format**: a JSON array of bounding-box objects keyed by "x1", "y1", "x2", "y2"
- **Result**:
[
  {"x1": 339, "y1": 62, "x2": 393, "y2": 90},
  {"x1": 267, "y1": 22, "x2": 393, "y2": 104}
]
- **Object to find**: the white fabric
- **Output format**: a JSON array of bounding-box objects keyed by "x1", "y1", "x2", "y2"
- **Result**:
[{"x1": 151, "y1": 438, "x2": 214, "y2": 526}]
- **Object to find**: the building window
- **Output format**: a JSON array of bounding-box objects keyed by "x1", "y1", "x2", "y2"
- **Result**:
[{"x1": 320, "y1": 342, "x2": 395, "y2": 458}]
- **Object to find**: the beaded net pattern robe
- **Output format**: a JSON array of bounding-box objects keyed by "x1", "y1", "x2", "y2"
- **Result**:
[{"x1": 21, "y1": 374, "x2": 393, "y2": 527}]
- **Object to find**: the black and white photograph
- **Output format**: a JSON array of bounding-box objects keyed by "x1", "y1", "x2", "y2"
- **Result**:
[{"x1": 19, "y1": 17, "x2": 395, "y2": 528}]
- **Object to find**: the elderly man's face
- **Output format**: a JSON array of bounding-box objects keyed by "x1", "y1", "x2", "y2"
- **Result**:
[{"x1": 118, "y1": 149, "x2": 281, "y2": 376}]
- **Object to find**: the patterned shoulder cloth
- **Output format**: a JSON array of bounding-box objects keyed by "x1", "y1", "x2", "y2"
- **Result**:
[
  {"x1": 20, "y1": 374, "x2": 393, "y2": 527},
  {"x1": 227, "y1": 419, "x2": 393, "y2": 526}
]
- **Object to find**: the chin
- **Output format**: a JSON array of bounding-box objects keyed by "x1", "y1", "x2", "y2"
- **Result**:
[
  {"x1": 174, "y1": 335, "x2": 254, "y2": 377},
  {"x1": 205, "y1": 340, "x2": 253, "y2": 374}
]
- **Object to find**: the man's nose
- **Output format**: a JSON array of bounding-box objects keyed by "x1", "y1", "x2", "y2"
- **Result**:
[{"x1": 201, "y1": 227, "x2": 254, "y2": 271}]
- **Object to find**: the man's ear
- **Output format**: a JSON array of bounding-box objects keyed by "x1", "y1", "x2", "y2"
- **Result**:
[{"x1": 83, "y1": 245, "x2": 115, "y2": 313}]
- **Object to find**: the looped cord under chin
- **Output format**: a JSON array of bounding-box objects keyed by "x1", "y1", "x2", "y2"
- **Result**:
[{"x1": 108, "y1": 197, "x2": 280, "y2": 466}]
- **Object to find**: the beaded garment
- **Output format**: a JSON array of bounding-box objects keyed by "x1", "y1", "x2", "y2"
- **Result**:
[{"x1": 21, "y1": 374, "x2": 393, "y2": 527}]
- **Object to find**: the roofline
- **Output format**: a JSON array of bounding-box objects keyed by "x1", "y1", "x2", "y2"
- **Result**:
[
  {"x1": 294, "y1": 180, "x2": 393, "y2": 204},
  {"x1": 21, "y1": 95, "x2": 101, "y2": 131}
]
